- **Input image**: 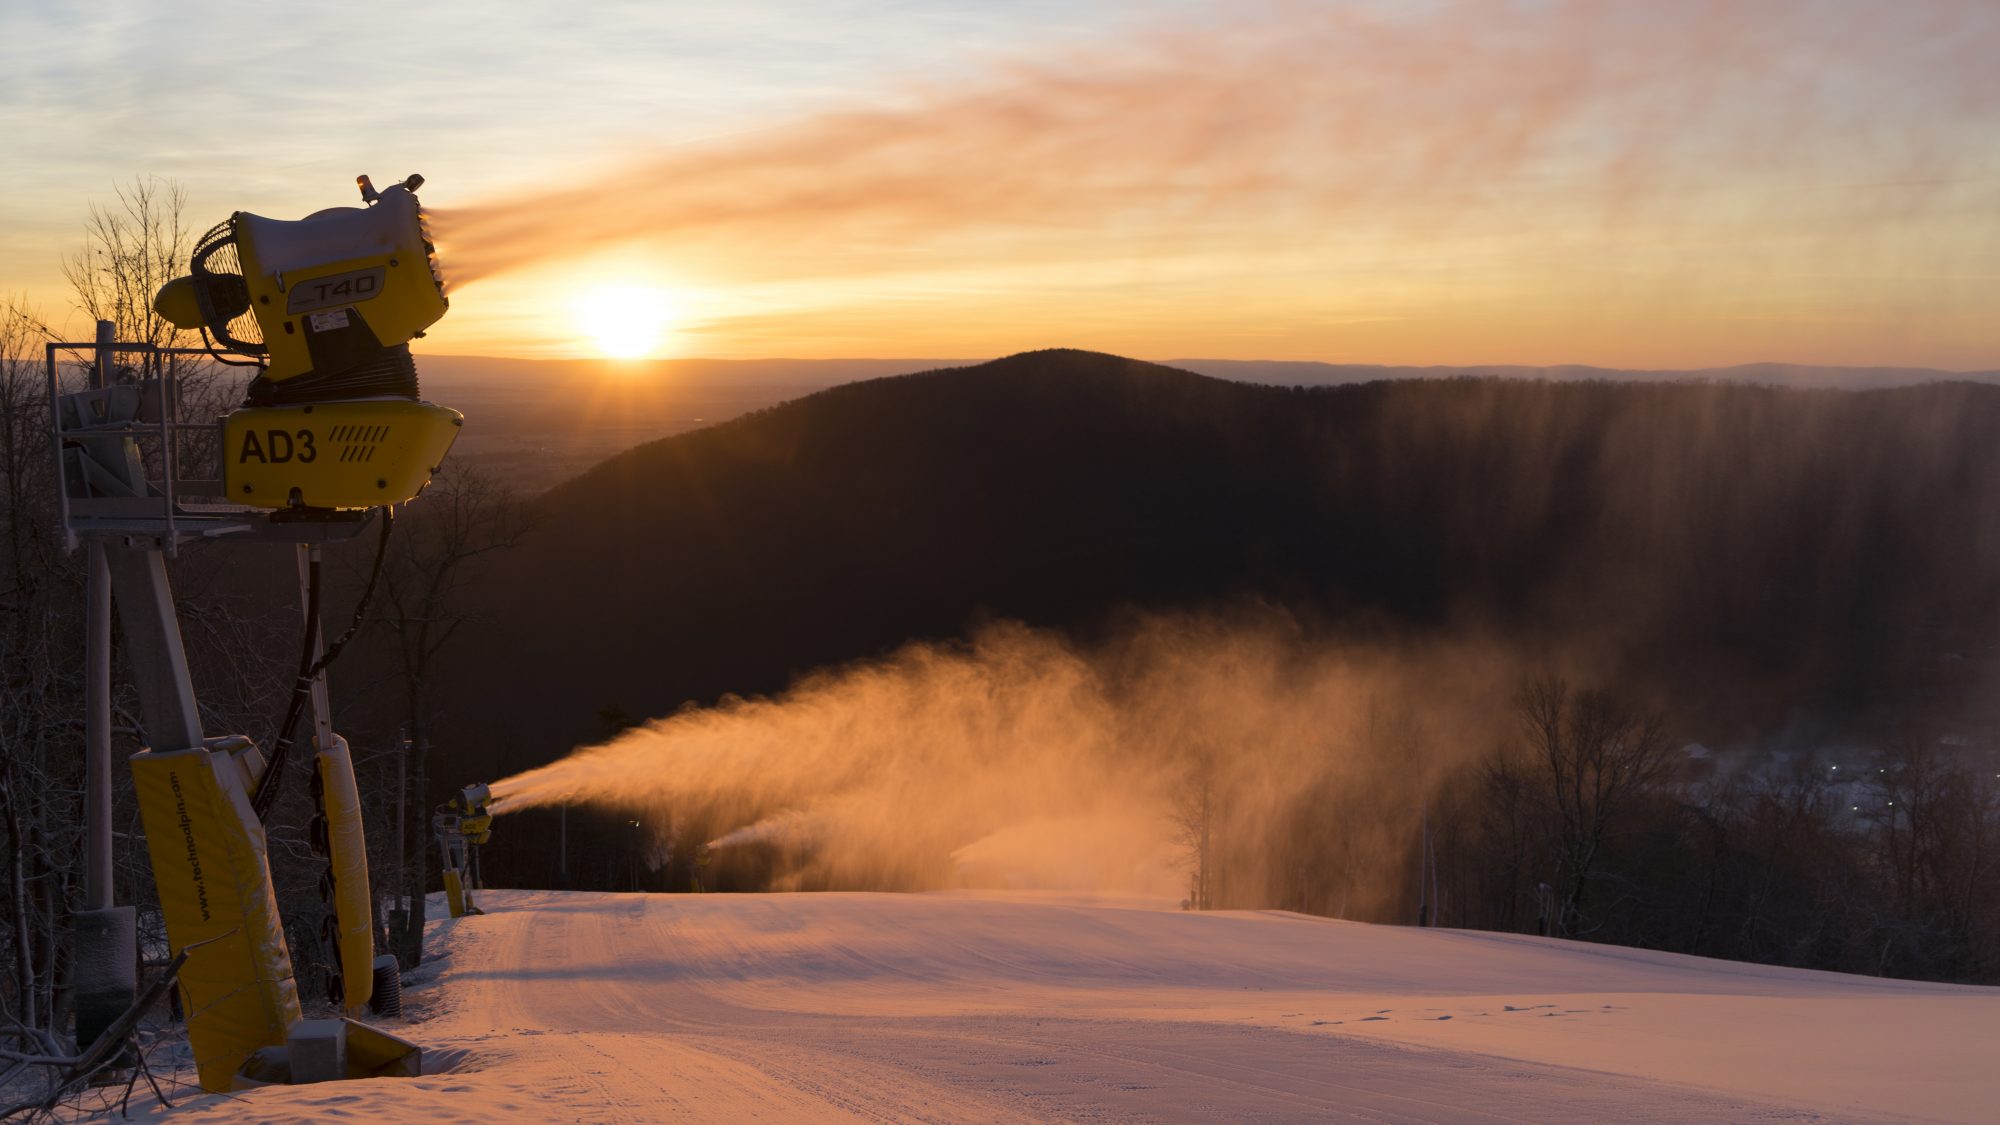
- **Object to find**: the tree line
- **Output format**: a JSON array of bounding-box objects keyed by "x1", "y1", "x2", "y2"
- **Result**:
[{"x1": 1179, "y1": 673, "x2": 2000, "y2": 984}]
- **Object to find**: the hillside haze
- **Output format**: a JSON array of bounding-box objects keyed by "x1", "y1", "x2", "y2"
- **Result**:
[
  {"x1": 440, "y1": 351, "x2": 2000, "y2": 782},
  {"x1": 417, "y1": 353, "x2": 2000, "y2": 495}
]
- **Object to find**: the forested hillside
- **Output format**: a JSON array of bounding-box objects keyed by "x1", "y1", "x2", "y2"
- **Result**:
[
  {"x1": 429, "y1": 350, "x2": 2000, "y2": 980},
  {"x1": 447, "y1": 349, "x2": 2000, "y2": 756}
]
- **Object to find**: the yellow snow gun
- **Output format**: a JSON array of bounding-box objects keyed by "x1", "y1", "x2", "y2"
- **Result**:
[
  {"x1": 153, "y1": 174, "x2": 461, "y2": 511},
  {"x1": 437, "y1": 783, "x2": 493, "y2": 918}
]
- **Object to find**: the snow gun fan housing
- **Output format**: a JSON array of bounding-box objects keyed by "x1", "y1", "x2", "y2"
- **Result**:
[{"x1": 153, "y1": 174, "x2": 462, "y2": 511}]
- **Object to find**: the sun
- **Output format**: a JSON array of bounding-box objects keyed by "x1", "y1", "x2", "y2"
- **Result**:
[{"x1": 577, "y1": 283, "x2": 677, "y2": 359}]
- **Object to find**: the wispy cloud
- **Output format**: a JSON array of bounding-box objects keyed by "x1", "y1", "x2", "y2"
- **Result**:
[
  {"x1": 0, "y1": 0, "x2": 1148, "y2": 327},
  {"x1": 6, "y1": 1, "x2": 1994, "y2": 365},
  {"x1": 426, "y1": 0, "x2": 1999, "y2": 365}
]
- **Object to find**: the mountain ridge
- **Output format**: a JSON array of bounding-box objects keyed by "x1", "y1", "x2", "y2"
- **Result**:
[{"x1": 432, "y1": 349, "x2": 2000, "y2": 792}]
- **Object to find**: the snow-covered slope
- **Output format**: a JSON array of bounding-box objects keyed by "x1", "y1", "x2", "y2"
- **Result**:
[{"x1": 158, "y1": 890, "x2": 1996, "y2": 1123}]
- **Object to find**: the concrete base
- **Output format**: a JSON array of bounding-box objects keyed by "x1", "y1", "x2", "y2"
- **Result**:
[
  {"x1": 72, "y1": 906, "x2": 137, "y2": 1063},
  {"x1": 287, "y1": 1019, "x2": 347, "y2": 1084}
]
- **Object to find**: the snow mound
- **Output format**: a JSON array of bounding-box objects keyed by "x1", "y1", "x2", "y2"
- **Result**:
[{"x1": 143, "y1": 889, "x2": 1996, "y2": 1122}]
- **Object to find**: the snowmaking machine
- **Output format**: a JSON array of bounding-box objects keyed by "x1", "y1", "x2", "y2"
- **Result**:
[
  {"x1": 49, "y1": 174, "x2": 462, "y2": 1091},
  {"x1": 435, "y1": 783, "x2": 494, "y2": 918},
  {"x1": 152, "y1": 173, "x2": 462, "y2": 511}
]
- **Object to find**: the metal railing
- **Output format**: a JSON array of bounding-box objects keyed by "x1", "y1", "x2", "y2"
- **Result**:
[
  {"x1": 47, "y1": 324, "x2": 385, "y2": 557},
  {"x1": 47, "y1": 333, "x2": 231, "y2": 554}
]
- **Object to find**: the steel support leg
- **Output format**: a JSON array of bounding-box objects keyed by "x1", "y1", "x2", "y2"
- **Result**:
[
  {"x1": 102, "y1": 548, "x2": 204, "y2": 754},
  {"x1": 83, "y1": 543, "x2": 113, "y2": 911}
]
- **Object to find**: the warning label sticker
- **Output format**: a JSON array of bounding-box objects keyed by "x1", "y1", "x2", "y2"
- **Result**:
[{"x1": 308, "y1": 308, "x2": 352, "y2": 333}]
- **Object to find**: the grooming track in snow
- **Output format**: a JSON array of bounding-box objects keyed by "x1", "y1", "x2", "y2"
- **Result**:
[{"x1": 148, "y1": 889, "x2": 1995, "y2": 1122}]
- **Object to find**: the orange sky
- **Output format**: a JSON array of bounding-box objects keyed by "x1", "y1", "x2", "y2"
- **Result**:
[{"x1": 7, "y1": 1, "x2": 1997, "y2": 369}]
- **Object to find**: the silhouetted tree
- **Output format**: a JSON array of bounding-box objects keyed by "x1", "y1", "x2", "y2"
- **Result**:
[
  {"x1": 1174, "y1": 747, "x2": 1220, "y2": 910},
  {"x1": 1511, "y1": 675, "x2": 1675, "y2": 936},
  {"x1": 376, "y1": 463, "x2": 537, "y2": 967}
]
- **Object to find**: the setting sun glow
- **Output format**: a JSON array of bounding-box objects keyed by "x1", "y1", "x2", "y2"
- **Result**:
[{"x1": 578, "y1": 284, "x2": 677, "y2": 359}]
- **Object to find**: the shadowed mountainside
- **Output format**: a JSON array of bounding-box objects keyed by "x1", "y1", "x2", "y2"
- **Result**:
[{"x1": 432, "y1": 349, "x2": 2000, "y2": 788}]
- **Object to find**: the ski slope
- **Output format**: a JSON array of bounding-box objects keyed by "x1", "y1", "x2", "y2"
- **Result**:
[{"x1": 157, "y1": 889, "x2": 1996, "y2": 1123}]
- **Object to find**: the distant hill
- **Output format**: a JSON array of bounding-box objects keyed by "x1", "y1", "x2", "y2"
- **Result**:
[
  {"x1": 417, "y1": 352, "x2": 2000, "y2": 493},
  {"x1": 419, "y1": 352, "x2": 2000, "y2": 394},
  {"x1": 431, "y1": 349, "x2": 2000, "y2": 784},
  {"x1": 1174, "y1": 359, "x2": 2000, "y2": 390},
  {"x1": 417, "y1": 356, "x2": 970, "y2": 493}
]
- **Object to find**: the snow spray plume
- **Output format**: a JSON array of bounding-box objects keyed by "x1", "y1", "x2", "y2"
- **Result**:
[
  {"x1": 435, "y1": 1, "x2": 1995, "y2": 290},
  {"x1": 488, "y1": 614, "x2": 1519, "y2": 906}
]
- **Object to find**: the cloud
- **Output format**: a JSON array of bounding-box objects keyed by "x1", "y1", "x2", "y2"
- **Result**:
[{"x1": 435, "y1": 0, "x2": 1999, "y2": 293}]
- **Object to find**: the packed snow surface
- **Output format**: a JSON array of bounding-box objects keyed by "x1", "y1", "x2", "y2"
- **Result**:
[{"x1": 155, "y1": 889, "x2": 1994, "y2": 1122}]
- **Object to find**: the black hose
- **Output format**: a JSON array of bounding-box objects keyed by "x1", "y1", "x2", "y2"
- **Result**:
[
  {"x1": 199, "y1": 325, "x2": 264, "y2": 369},
  {"x1": 252, "y1": 555, "x2": 322, "y2": 820},
  {"x1": 252, "y1": 506, "x2": 396, "y2": 821},
  {"x1": 309, "y1": 505, "x2": 396, "y2": 675}
]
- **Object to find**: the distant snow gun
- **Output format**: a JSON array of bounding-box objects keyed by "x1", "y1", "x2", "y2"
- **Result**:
[
  {"x1": 436, "y1": 783, "x2": 494, "y2": 918},
  {"x1": 48, "y1": 174, "x2": 463, "y2": 1092}
]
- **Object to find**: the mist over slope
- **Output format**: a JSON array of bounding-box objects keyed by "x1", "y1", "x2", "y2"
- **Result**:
[{"x1": 443, "y1": 350, "x2": 2000, "y2": 769}]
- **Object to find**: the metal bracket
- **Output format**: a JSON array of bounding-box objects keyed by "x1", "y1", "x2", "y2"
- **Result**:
[{"x1": 46, "y1": 338, "x2": 378, "y2": 554}]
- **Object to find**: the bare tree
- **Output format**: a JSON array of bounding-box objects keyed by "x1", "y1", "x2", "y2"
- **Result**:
[
  {"x1": 62, "y1": 177, "x2": 236, "y2": 483},
  {"x1": 1173, "y1": 746, "x2": 1221, "y2": 910},
  {"x1": 0, "y1": 300, "x2": 58, "y2": 590},
  {"x1": 374, "y1": 463, "x2": 538, "y2": 966},
  {"x1": 61, "y1": 177, "x2": 194, "y2": 352},
  {"x1": 1513, "y1": 674, "x2": 1675, "y2": 936},
  {"x1": 0, "y1": 298, "x2": 85, "y2": 1036},
  {"x1": 1473, "y1": 750, "x2": 1542, "y2": 932},
  {"x1": 1864, "y1": 734, "x2": 2000, "y2": 979}
]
